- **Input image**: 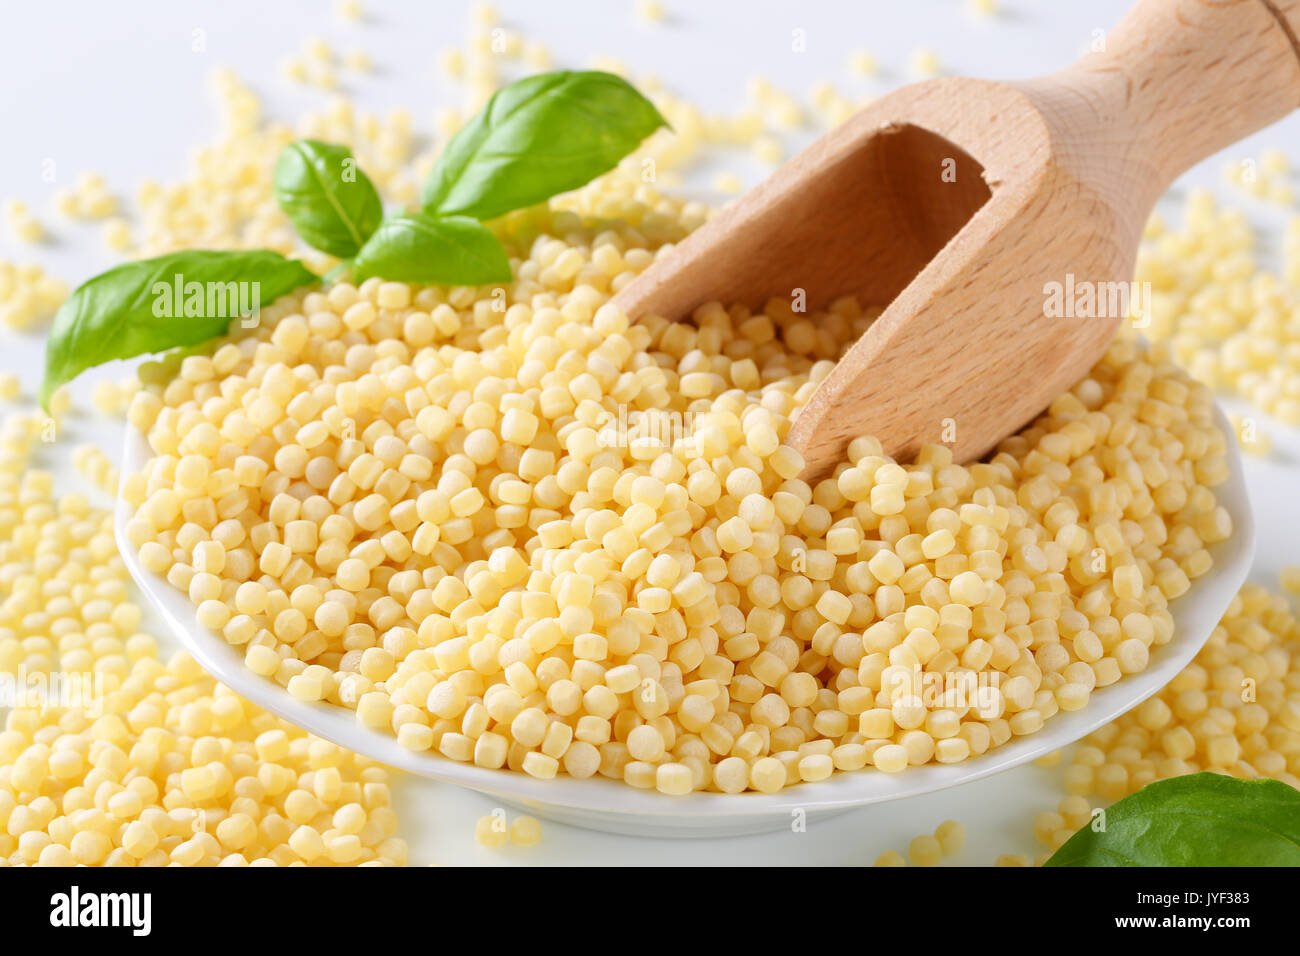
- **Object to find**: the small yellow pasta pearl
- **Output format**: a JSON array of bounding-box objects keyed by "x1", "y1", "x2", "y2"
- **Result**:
[
  {"x1": 908, "y1": 834, "x2": 943, "y2": 867},
  {"x1": 934, "y1": 819, "x2": 965, "y2": 856},
  {"x1": 475, "y1": 814, "x2": 509, "y2": 848},
  {"x1": 509, "y1": 815, "x2": 543, "y2": 846}
]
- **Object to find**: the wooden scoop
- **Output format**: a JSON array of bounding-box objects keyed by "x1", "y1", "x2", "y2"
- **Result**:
[{"x1": 612, "y1": 0, "x2": 1300, "y2": 478}]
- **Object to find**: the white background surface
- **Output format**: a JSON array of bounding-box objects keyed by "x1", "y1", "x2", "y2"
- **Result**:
[{"x1": 1, "y1": 0, "x2": 1298, "y2": 865}]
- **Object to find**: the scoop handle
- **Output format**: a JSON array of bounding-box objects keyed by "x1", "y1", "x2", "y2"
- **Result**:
[{"x1": 1039, "y1": 0, "x2": 1300, "y2": 199}]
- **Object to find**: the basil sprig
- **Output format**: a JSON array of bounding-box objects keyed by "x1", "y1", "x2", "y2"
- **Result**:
[
  {"x1": 273, "y1": 140, "x2": 383, "y2": 258},
  {"x1": 40, "y1": 251, "x2": 316, "y2": 411},
  {"x1": 352, "y1": 213, "x2": 511, "y2": 284},
  {"x1": 1045, "y1": 773, "x2": 1300, "y2": 867},
  {"x1": 420, "y1": 70, "x2": 669, "y2": 220},
  {"x1": 41, "y1": 70, "x2": 668, "y2": 400}
]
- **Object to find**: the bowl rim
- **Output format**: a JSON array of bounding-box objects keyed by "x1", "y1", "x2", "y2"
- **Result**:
[{"x1": 115, "y1": 405, "x2": 1255, "y2": 820}]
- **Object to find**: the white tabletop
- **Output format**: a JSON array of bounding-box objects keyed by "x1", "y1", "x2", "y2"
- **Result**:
[{"x1": 2, "y1": 0, "x2": 1297, "y2": 865}]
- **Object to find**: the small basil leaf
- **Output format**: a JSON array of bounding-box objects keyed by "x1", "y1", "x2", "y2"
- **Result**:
[
  {"x1": 421, "y1": 70, "x2": 668, "y2": 221},
  {"x1": 1045, "y1": 773, "x2": 1300, "y2": 867},
  {"x1": 40, "y1": 250, "x2": 317, "y2": 411},
  {"x1": 352, "y1": 213, "x2": 512, "y2": 285},
  {"x1": 273, "y1": 139, "x2": 383, "y2": 257}
]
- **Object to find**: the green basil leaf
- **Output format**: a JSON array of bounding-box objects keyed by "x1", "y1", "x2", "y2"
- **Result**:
[
  {"x1": 273, "y1": 139, "x2": 383, "y2": 257},
  {"x1": 40, "y1": 250, "x2": 317, "y2": 411},
  {"x1": 352, "y1": 213, "x2": 512, "y2": 285},
  {"x1": 1045, "y1": 773, "x2": 1300, "y2": 867},
  {"x1": 421, "y1": 70, "x2": 668, "y2": 220}
]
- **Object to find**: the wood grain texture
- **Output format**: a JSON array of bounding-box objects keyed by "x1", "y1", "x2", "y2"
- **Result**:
[{"x1": 611, "y1": 0, "x2": 1300, "y2": 480}]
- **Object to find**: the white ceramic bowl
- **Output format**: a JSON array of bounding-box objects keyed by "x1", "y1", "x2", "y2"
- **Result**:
[{"x1": 116, "y1": 407, "x2": 1255, "y2": 837}]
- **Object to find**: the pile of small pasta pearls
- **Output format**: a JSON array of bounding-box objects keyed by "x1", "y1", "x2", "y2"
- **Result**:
[
  {"x1": 1136, "y1": 189, "x2": 1300, "y2": 426},
  {"x1": 982, "y1": 581, "x2": 1300, "y2": 867},
  {"x1": 0, "y1": 413, "x2": 406, "y2": 866},
  {"x1": 892, "y1": 579, "x2": 1300, "y2": 868},
  {"x1": 123, "y1": 191, "x2": 1233, "y2": 796},
  {"x1": 1051, "y1": 583, "x2": 1300, "y2": 824}
]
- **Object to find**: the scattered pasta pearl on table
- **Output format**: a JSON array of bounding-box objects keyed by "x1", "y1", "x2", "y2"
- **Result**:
[
  {"x1": 0, "y1": 413, "x2": 406, "y2": 866},
  {"x1": 509, "y1": 814, "x2": 543, "y2": 846}
]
